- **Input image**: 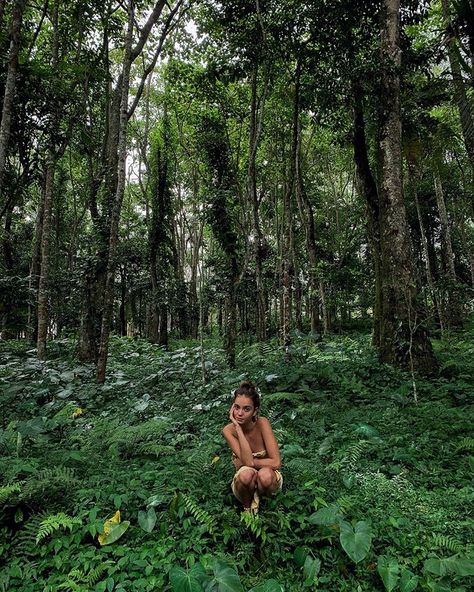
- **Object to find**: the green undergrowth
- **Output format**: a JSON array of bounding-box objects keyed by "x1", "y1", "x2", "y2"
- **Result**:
[{"x1": 0, "y1": 330, "x2": 473, "y2": 591}]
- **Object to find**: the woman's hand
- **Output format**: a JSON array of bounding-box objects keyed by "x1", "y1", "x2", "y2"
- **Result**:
[{"x1": 229, "y1": 405, "x2": 240, "y2": 429}]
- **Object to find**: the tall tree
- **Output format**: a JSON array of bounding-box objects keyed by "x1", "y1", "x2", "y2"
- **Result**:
[
  {"x1": 377, "y1": 0, "x2": 437, "y2": 373},
  {"x1": 0, "y1": 0, "x2": 27, "y2": 199}
]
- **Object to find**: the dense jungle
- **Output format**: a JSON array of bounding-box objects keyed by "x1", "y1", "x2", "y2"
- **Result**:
[{"x1": 0, "y1": 1, "x2": 473, "y2": 591}]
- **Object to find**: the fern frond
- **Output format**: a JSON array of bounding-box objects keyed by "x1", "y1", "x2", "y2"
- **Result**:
[
  {"x1": 171, "y1": 432, "x2": 198, "y2": 446},
  {"x1": 135, "y1": 442, "x2": 175, "y2": 458},
  {"x1": 14, "y1": 513, "x2": 47, "y2": 556},
  {"x1": 343, "y1": 440, "x2": 369, "y2": 469},
  {"x1": 456, "y1": 437, "x2": 474, "y2": 452},
  {"x1": 85, "y1": 561, "x2": 113, "y2": 585},
  {"x1": 107, "y1": 419, "x2": 171, "y2": 458},
  {"x1": 57, "y1": 580, "x2": 87, "y2": 591},
  {"x1": 264, "y1": 392, "x2": 305, "y2": 405},
  {"x1": 21, "y1": 466, "x2": 78, "y2": 505},
  {"x1": 240, "y1": 510, "x2": 268, "y2": 543},
  {"x1": 431, "y1": 534, "x2": 464, "y2": 553},
  {"x1": 57, "y1": 561, "x2": 112, "y2": 590},
  {"x1": 180, "y1": 492, "x2": 217, "y2": 535},
  {"x1": 336, "y1": 495, "x2": 354, "y2": 511},
  {"x1": 0, "y1": 481, "x2": 24, "y2": 505},
  {"x1": 181, "y1": 449, "x2": 215, "y2": 491},
  {"x1": 35, "y1": 512, "x2": 82, "y2": 544}
]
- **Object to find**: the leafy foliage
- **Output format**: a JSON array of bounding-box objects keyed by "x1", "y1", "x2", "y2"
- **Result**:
[{"x1": 0, "y1": 332, "x2": 473, "y2": 591}]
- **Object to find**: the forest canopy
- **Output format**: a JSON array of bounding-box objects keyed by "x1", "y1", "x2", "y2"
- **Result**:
[{"x1": 0, "y1": 0, "x2": 473, "y2": 377}]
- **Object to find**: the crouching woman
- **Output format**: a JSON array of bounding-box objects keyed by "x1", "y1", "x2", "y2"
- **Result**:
[{"x1": 222, "y1": 381, "x2": 282, "y2": 513}]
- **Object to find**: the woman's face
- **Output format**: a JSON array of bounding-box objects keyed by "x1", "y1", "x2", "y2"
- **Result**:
[{"x1": 232, "y1": 395, "x2": 256, "y2": 425}]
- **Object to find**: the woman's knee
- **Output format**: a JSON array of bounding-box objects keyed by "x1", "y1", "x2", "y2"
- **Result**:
[
  {"x1": 236, "y1": 468, "x2": 256, "y2": 488},
  {"x1": 257, "y1": 468, "x2": 275, "y2": 490}
]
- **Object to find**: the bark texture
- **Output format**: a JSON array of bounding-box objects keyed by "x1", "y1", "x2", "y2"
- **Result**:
[{"x1": 378, "y1": 0, "x2": 437, "y2": 374}]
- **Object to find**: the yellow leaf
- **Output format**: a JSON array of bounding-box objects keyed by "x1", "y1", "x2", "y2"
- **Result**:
[
  {"x1": 98, "y1": 511, "x2": 121, "y2": 545},
  {"x1": 72, "y1": 407, "x2": 84, "y2": 419},
  {"x1": 211, "y1": 455, "x2": 220, "y2": 465}
]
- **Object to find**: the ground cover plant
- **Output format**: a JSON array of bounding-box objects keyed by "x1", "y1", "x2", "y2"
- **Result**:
[{"x1": 0, "y1": 330, "x2": 473, "y2": 592}]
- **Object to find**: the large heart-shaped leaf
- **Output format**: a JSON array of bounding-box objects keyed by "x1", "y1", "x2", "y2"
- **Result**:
[
  {"x1": 377, "y1": 556, "x2": 399, "y2": 592},
  {"x1": 98, "y1": 520, "x2": 130, "y2": 545},
  {"x1": 169, "y1": 564, "x2": 206, "y2": 592},
  {"x1": 209, "y1": 560, "x2": 244, "y2": 592},
  {"x1": 309, "y1": 504, "x2": 342, "y2": 525},
  {"x1": 426, "y1": 579, "x2": 451, "y2": 592},
  {"x1": 399, "y1": 568, "x2": 418, "y2": 592},
  {"x1": 443, "y1": 556, "x2": 474, "y2": 577},
  {"x1": 294, "y1": 547, "x2": 308, "y2": 568},
  {"x1": 247, "y1": 580, "x2": 284, "y2": 592},
  {"x1": 424, "y1": 558, "x2": 447, "y2": 577},
  {"x1": 138, "y1": 507, "x2": 157, "y2": 533},
  {"x1": 303, "y1": 556, "x2": 321, "y2": 585},
  {"x1": 339, "y1": 521, "x2": 372, "y2": 563}
]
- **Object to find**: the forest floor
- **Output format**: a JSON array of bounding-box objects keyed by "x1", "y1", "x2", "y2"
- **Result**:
[{"x1": 0, "y1": 329, "x2": 473, "y2": 592}]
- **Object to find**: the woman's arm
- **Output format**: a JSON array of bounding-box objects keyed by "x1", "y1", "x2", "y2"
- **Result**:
[
  {"x1": 253, "y1": 417, "x2": 281, "y2": 470},
  {"x1": 222, "y1": 408, "x2": 255, "y2": 467}
]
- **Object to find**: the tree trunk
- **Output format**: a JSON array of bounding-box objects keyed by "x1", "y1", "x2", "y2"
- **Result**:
[
  {"x1": 96, "y1": 1, "x2": 135, "y2": 382},
  {"x1": 378, "y1": 0, "x2": 437, "y2": 374},
  {"x1": 37, "y1": 159, "x2": 55, "y2": 359},
  {"x1": 282, "y1": 63, "x2": 301, "y2": 353},
  {"x1": 96, "y1": 0, "x2": 168, "y2": 381},
  {"x1": 0, "y1": 0, "x2": 27, "y2": 199},
  {"x1": 410, "y1": 164, "x2": 444, "y2": 332},
  {"x1": 442, "y1": 0, "x2": 474, "y2": 174},
  {"x1": 295, "y1": 118, "x2": 320, "y2": 336},
  {"x1": 352, "y1": 80, "x2": 382, "y2": 347},
  {"x1": 247, "y1": 63, "x2": 268, "y2": 342},
  {"x1": 433, "y1": 167, "x2": 463, "y2": 327}
]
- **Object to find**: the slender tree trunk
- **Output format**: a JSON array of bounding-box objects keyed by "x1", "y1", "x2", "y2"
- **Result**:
[
  {"x1": 0, "y1": 0, "x2": 27, "y2": 199},
  {"x1": 96, "y1": 0, "x2": 169, "y2": 381},
  {"x1": 295, "y1": 118, "x2": 320, "y2": 336},
  {"x1": 96, "y1": 1, "x2": 135, "y2": 382},
  {"x1": 433, "y1": 167, "x2": 463, "y2": 327},
  {"x1": 442, "y1": 0, "x2": 474, "y2": 174},
  {"x1": 378, "y1": 0, "x2": 437, "y2": 374},
  {"x1": 36, "y1": 0, "x2": 61, "y2": 359},
  {"x1": 282, "y1": 63, "x2": 300, "y2": 354},
  {"x1": 247, "y1": 63, "x2": 268, "y2": 342},
  {"x1": 352, "y1": 80, "x2": 382, "y2": 347},
  {"x1": 37, "y1": 159, "x2": 55, "y2": 359},
  {"x1": 410, "y1": 164, "x2": 444, "y2": 332}
]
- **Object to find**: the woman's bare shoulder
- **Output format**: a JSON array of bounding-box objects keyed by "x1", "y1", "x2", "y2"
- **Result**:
[{"x1": 222, "y1": 423, "x2": 236, "y2": 435}]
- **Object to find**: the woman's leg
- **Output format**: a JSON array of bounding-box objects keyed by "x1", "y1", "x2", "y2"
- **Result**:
[
  {"x1": 232, "y1": 467, "x2": 257, "y2": 508},
  {"x1": 256, "y1": 467, "x2": 280, "y2": 496}
]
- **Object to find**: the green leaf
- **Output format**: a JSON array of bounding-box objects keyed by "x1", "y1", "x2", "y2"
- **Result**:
[
  {"x1": 247, "y1": 580, "x2": 284, "y2": 592},
  {"x1": 210, "y1": 560, "x2": 244, "y2": 592},
  {"x1": 426, "y1": 579, "x2": 451, "y2": 592},
  {"x1": 339, "y1": 521, "x2": 372, "y2": 563},
  {"x1": 303, "y1": 556, "x2": 321, "y2": 583},
  {"x1": 308, "y1": 504, "x2": 342, "y2": 525},
  {"x1": 444, "y1": 556, "x2": 474, "y2": 577},
  {"x1": 138, "y1": 507, "x2": 157, "y2": 533},
  {"x1": 99, "y1": 521, "x2": 130, "y2": 545},
  {"x1": 399, "y1": 568, "x2": 418, "y2": 592},
  {"x1": 169, "y1": 564, "x2": 206, "y2": 592},
  {"x1": 280, "y1": 444, "x2": 304, "y2": 459},
  {"x1": 424, "y1": 558, "x2": 447, "y2": 577},
  {"x1": 294, "y1": 547, "x2": 308, "y2": 568},
  {"x1": 343, "y1": 474, "x2": 355, "y2": 489},
  {"x1": 353, "y1": 423, "x2": 380, "y2": 437},
  {"x1": 377, "y1": 556, "x2": 399, "y2": 592}
]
